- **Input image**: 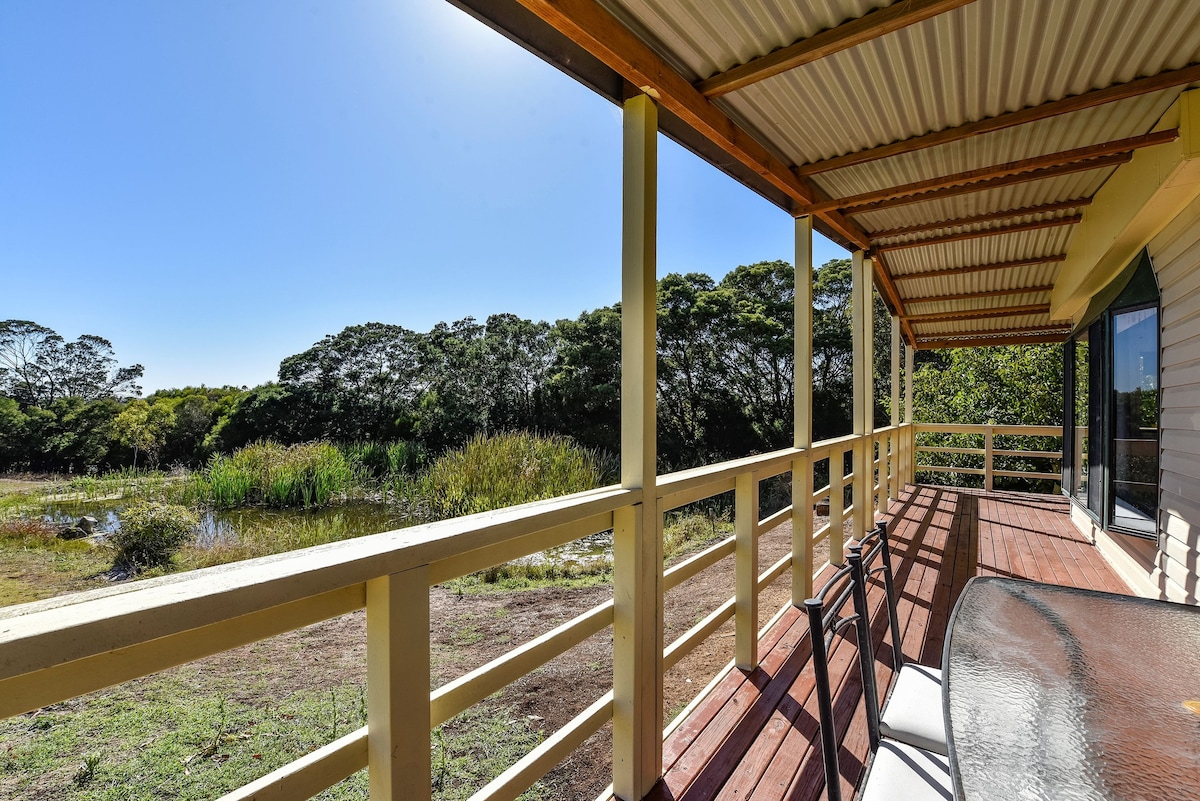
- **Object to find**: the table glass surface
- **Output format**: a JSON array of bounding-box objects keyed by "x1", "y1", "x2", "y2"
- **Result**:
[{"x1": 945, "y1": 577, "x2": 1200, "y2": 801}]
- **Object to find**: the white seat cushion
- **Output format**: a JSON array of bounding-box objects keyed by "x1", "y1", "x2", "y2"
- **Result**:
[
  {"x1": 857, "y1": 739, "x2": 954, "y2": 801},
  {"x1": 880, "y1": 664, "x2": 948, "y2": 756}
]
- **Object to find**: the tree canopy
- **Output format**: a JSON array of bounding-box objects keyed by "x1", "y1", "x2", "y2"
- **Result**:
[{"x1": 1, "y1": 261, "x2": 1063, "y2": 476}]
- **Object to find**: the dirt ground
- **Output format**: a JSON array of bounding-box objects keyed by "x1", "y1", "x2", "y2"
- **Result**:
[{"x1": 171, "y1": 515, "x2": 835, "y2": 800}]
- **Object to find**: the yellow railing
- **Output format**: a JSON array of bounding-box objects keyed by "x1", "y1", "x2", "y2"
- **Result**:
[
  {"x1": 913, "y1": 423, "x2": 1062, "y2": 491},
  {"x1": 0, "y1": 424, "x2": 914, "y2": 801}
]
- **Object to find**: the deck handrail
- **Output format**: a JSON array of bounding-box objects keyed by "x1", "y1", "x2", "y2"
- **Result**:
[
  {"x1": 0, "y1": 424, "x2": 916, "y2": 801},
  {"x1": 913, "y1": 423, "x2": 1062, "y2": 490}
]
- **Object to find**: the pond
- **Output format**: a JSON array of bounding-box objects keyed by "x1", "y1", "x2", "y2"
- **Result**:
[{"x1": 36, "y1": 499, "x2": 612, "y2": 566}]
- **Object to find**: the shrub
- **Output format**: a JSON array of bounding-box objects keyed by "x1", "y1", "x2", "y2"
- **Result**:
[
  {"x1": 110, "y1": 500, "x2": 199, "y2": 569},
  {"x1": 417, "y1": 431, "x2": 603, "y2": 519}
]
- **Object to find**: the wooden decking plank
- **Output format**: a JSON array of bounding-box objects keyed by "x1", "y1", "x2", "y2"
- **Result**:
[
  {"x1": 660, "y1": 608, "x2": 819, "y2": 798},
  {"x1": 650, "y1": 486, "x2": 1133, "y2": 801},
  {"x1": 662, "y1": 603, "x2": 805, "y2": 772}
]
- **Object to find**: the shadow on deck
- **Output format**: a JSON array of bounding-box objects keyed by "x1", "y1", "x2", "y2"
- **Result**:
[{"x1": 648, "y1": 485, "x2": 1130, "y2": 801}]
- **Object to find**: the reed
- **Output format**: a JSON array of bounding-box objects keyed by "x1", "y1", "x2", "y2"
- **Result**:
[
  {"x1": 341, "y1": 439, "x2": 429, "y2": 479},
  {"x1": 198, "y1": 441, "x2": 359, "y2": 509},
  {"x1": 416, "y1": 431, "x2": 603, "y2": 519}
]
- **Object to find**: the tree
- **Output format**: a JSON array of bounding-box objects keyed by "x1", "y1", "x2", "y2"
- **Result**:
[
  {"x1": 112, "y1": 399, "x2": 175, "y2": 469},
  {"x1": 480, "y1": 314, "x2": 555, "y2": 432},
  {"x1": 279, "y1": 323, "x2": 421, "y2": 441},
  {"x1": 912, "y1": 344, "x2": 1064, "y2": 488},
  {"x1": 0, "y1": 320, "x2": 143, "y2": 406},
  {"x1": 544, "y1": 306, "x2": 622, "y2": 454}
]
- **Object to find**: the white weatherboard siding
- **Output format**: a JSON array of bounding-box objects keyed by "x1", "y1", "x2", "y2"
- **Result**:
[{"x1": 1148, "y1": 193, "x2": 1200, "y2": 603}]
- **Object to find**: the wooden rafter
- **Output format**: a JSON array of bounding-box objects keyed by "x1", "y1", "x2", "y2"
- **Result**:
[
  {"x1": 836, "y1": 153, "x2": 1132, "y2": 215},
  {"x1": 913, "y1": 323, "x2": 1071, "y2": 338},
  {"x1": 908, "y1": 304, "x2": 1051, "y2": 323},
  {"x1": 891, "y1": 255, "x2": 1066, "y2": 282},
  {"x1": 914, "y1": 332, "x2": 1069, "y2": 349},
  {"x1": 797, "y1": 62, "x2": 1200, "y2": 176},
  {"x1": 695, "y1": 0, "x2": 975, "y2": 98},
  {"x1": 868, "y1": 198, "x2": 1092, "y2": 239},
  {"x1": 873, "y1": 215, "x2": 1082, "y2": 252},
  {"x1": 802, "y1": 130, "x2": 1176, "y2": 215},
  {"x1": 514, "y1": 0, "x2": 871, "y2": 249},
  {"x1": 871, "y1": 250, "x2": 915, "y2": 345},
  {"x1": 905, "y1": 285, "x2": 1055, "y2": 304}
]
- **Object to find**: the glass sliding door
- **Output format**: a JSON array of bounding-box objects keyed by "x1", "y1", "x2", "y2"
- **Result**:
[{"x1": 1062, "y1": 250, "x2": 1159, "y2": 539}]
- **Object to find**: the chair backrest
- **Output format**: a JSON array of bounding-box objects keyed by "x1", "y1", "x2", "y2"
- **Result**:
[
  {"x1": 804, "y1": 546, "x2": 882, "y2": 801},
  {"x1": 856, "y1": 519, "x2": 904, "y2": 670}
]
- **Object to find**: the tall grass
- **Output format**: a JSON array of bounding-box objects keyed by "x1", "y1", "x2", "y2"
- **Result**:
[
  {"x1": 198, "y1": 442, "x2": 358, "y2": 509},
  {"x1": 341, "y1": 439, "x2": 429, "y2": 479},
  {"x1": 415, "y1": 432, "x2": 603, "y2": 519}
]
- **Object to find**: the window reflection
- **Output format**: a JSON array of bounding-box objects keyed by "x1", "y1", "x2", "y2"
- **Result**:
[{"x1": 1111, "y1": 306, "x2": 1158, "y2": 534}]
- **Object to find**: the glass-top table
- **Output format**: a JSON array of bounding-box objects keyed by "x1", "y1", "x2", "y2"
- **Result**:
[{"x1": 943, "y1": 577, "x2": 1200, "y2": 801}]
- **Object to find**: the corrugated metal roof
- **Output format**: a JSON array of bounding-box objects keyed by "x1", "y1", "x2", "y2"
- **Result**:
[
  {"x1": 705, "y1": 0, "x2": 1200, "y2": 161},
  {"x1": 883, "y1": 226, "x2": 1074, "y2": 275},
  {"x1": 498, "y1": 0, "x2": 1200, "y2": 344},
  {"x1": 598, "y1": 0, "x2": 890, "y2": 82},
  {"x1": 914, "y1": 313, "x2": 1060, "y2": 335}
]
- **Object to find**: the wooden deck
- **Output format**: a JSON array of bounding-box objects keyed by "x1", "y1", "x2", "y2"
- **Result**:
[{"x1": 649, "y1": 485, "x2": 1131, "y2": 801}]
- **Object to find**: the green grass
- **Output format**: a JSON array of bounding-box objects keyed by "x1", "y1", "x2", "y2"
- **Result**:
[
  {"x1": 0, "y1": 548, "x2": 110, "y2": 607},
  {"x1": 446, "y1": 557, "x2": 614, "y2": 594},
  {"x1": 0, "y1": 677, "x2": 548, "y2": 801}
]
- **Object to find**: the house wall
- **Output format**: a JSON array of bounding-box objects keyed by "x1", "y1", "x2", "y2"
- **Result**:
[{"x1": 1144, "y1": 193, "x2": 1200, "y2": 603}]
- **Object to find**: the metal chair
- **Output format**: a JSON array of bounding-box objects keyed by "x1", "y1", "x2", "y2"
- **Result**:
[
  {"x1": 806, "y1": 546, "x2": 953, "y2": 801},
  {"x1": 858, "y1": 519, "x2": 948, "y2": 756}
]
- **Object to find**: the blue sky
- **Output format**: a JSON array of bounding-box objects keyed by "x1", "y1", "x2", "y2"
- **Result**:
[{"x1": 1, "y1": 0, "x2": 845, "y2": 392}]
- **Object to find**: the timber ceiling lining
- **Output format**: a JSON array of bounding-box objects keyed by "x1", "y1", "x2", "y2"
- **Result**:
[{"x1": 469, "y1": 0, "x2": 1200, "y2": 347}]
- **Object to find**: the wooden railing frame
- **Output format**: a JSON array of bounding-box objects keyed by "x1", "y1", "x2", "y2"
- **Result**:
[
  {"x1": 0, "y1": 426, "x2": 915, "y2": 801},
  {"x1": 913, "y1": 423, "x2": 1063, "y2": 489}
]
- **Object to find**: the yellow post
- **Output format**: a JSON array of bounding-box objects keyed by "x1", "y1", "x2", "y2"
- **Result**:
[
  {"x1": 792, "y1": 215, "x2": 815, "y2": 602},
  {"x1": 366, "y1": 566, "x2": 430, "y2": 801},
  {"x1": 905, "y1": 343, "x2": 915, "y2": 484},
  {"x1": 830, "y1": 448, "x2": 845, "y2": 564},
  {"x1": 877, "y1": 433, "x2": 888, "y2": 517},
  {"x1": 735, "y1": 472, "x2": 759, "y2": 669},
  {"x1": 613, "y1": 92, "x2": 662, "y2": 801},
  {"x1": 889, "y1": 316, "x2": 900, "y2": 506},
  {"x1": 852, "y1": 250, "x2": 873, "y2": 540},
  {"x1": 984, "y1": 426, "x2": 995, "y2": 492}
]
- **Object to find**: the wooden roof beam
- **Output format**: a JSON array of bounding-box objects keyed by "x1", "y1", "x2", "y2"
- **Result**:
[
  {"x1": 905, "y1": 285, "x2": 1055, "y2": 304},
  {"x1": 834, "y1": 153, "x2": 1132, "y2": 215},
  {"x1": 914, "y1": 332, "x2": 1070, "y2": 349},
  {"x1": 912, "y1": 324, "x2": 1073, "y2": 340},
  {"x1": 873, "y1": 215, "x2": 1082, "y2": 252},
  {"x1": 802, "y1": 130, "x2": 1176, "y2": 215},
  {"x1": 797, "y1": 62, "x2": 1200, "y2": 176},
  {"x1": 515, "y1": 0, "x2": 871, "y2": 249},
  {"x1": 890, "y1": 255, "x2": 1066, "y2": 282},
  {"x1": 871, "y1": 250, "x2": 916, "y2": 345},
  {"x1": 907, "y1": 304, "x2": 1051, "y2": 323},
  {"x1": 696, "y1": 0, "x2": 976, "y2": 98},
  {"x1": 869, "y1": 198, "x2": 1091, "y2": 239}
]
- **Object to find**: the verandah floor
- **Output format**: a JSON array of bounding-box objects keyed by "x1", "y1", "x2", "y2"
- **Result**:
[{"x1": 646, "y1": 485, "x2": 1130, "y2": 801}]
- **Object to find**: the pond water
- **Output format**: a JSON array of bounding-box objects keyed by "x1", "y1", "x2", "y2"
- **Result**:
[{"x1": 37, "y1": 500, "x2": 612, "y2": 565}]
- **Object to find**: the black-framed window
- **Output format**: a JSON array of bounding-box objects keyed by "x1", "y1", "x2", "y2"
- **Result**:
[{"x1": 1063, "y1": 251, "x2": 1160, "y2": 538}]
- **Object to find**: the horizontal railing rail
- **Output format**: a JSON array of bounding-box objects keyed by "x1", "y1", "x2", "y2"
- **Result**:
[
  {"x1": 0, "y1": 424, "x2": 916, "y2": 801},
  {"x1": 913, "y1": 423, "x2": 1062, "y2": 490}
]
